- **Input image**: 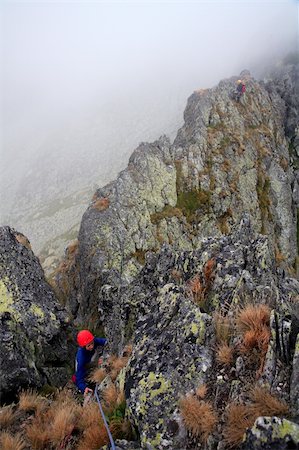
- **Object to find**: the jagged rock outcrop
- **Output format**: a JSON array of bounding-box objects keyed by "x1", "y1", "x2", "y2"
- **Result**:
[
  {"x1": 57, "y1": 65, "x2": 298, "y2": 324},
  {"x1": 0, "y1": 226, "x2": 76, "y2": 402},
  {"x1": 50, "y1": 64, "x2": 299, "y2": 448},
  {"x1": 96, "y1": 216, "x2": 299, "y2": 449}
]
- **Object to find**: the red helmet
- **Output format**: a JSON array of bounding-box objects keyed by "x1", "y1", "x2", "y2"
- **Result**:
[{"x1": 77, "y1": 330, "x2": 94, "y2": 347}]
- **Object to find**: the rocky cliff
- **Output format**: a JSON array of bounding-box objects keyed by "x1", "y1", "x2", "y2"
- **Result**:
[
  {"x1": 57, "y1": 65, "x2": 298, "y2": 323},
  {"x1": 0, "y1": 226, "x2": 76, "y2": 402},
  {"x1": 51, "y1": 64, "x2": 299, "y2": 449}
]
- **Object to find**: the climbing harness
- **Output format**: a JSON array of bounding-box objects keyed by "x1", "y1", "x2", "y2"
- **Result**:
[{"x1": 94, "y1": 383, "x2": 116, "y2": 450}]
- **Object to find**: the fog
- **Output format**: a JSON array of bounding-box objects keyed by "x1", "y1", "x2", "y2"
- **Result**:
[{"x1": 0, "y1": 0, "x2": 298, "y2": 257}]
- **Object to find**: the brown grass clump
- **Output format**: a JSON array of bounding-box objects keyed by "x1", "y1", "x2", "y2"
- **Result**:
[
  {"x1": 180, "y1": 395, "x2": 217, "y2": 442},
  {"x1": 110, "y1": 418, "x2": 133, "y2": 440},
  {"x1": 26, "y1": 416, "x2": 50, "y2": 450},
  {"x1": 15, "y1": 233, "x2": 32, "y2": 250},
  {"x1": 77, "y1": 424, "x2": 109, "y2": 450},
  {"x1": 88, "y1": 367, "x2": 107, "y2": 384},
  {"x1": 48, "y1": 402, "x2": 80, "y2": 446},
  {"x1": 249, "y1": 386, "x2": 289, "y2": 417},
  {"x1": 0, "y1": 432, "x2": 26, "y2": 450},
  {"x1": 18, "y1": 390, "x2": 47, "y2": 413},
  {"x1": 78, "y1": 402, "x2": 102, "y2": 431},
  {"x1": 196, "y1": 384, "x2": 207, "y2": 399},
  {"x1": 0, "y1": 405, "x2": 16, "y2": 429},
  {"x1": 223, "y1": 403, "x2": 255, "y2": 448},
  {"x1": 236, "y1": 304, "x2": 270, "y2": 334},
  {"x1": 102, "y1": 384, "x2": 118, "y2": 412},
  {"x1": 123, "y1": 344, "x2": 133, "y2": 357},
  {"x1": 216, "y1": 343, "x2": 234, "y2": 366},
  {"x1": 204, "y1": 258, "x2": 215, "y2": 287},
  {"x1": 66, "y1": 239, "x2": 78, "y2": 255},
  {"x1": 171, "y1": 269, "x2": 183, "y2": 283},
  {"x1": 236, "y1": 305, "x2": 271, "y2": 354},
  {"x1": 188, "y1": 275, "x2": 204, "y2": 305},
  {"x1": 93, "y1": 197, "x2": 110, "y2": 211},
  {"x1": 109, "y1": 356, "x2": 128, "y2": 381}
]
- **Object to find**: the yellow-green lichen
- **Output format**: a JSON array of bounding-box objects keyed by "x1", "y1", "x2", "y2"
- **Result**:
[
  {"x1": 30, "y1": 304, "x2": 45, "y2": 320},
  {"x1": 0, "y1": 279, "x2": 20, "y2": 321}
]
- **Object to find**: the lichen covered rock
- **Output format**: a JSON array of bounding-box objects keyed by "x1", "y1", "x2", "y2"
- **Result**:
[
  {"x1": 0, "y1": 226, "x2": 75, "y2": 401},
  {"x1": 242, "y1": 416, "x2": 299, "y2": 450}
]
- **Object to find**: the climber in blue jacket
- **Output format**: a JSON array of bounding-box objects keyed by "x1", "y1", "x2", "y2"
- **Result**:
[{"x1": 73, "y1": 329, "x2": 107, "y2": 397}]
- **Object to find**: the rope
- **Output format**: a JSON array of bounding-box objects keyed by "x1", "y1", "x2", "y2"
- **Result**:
[{"x1": 94, "y1": 383, "x2": 116, "y2": 450}]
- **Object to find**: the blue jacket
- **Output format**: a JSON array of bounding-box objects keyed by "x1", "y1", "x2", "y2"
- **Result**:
[{"x1": 75, "y1": 337, "x2": 107, "y2": 393}]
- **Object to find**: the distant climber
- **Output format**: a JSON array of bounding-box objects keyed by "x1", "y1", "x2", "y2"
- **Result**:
[
  {"x1": 73, "y1": 330, "x2": 107, "y2": 397},
  {"x1": 235, "y1": 79, "x2": 246, "y2": 102}
]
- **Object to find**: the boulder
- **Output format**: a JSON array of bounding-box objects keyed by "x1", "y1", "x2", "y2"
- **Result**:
[{"x1": 0, "y1": 226, "x2": 75, "y2": 402}]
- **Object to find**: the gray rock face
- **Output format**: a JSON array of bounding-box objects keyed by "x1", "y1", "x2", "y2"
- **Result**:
[
  {"x1": 0, "y1": 226, "x2": 75, "y2": 402},
  {"x1": 242, "y1": 416, "x2": 299, "y2": 450},
  {"x1": 97, "y1": 217, "x2": 298, "y2": 449},
  {"x1": 59, "y1": 67, "x2": 298, "y2": 324}
]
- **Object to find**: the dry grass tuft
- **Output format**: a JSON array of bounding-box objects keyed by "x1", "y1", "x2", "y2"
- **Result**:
[
  {"x1": 171, "y1": 269, "x2": 183, "y2": 283},
  {"x1": 49, "y1": 402, "x2": 80, "y2": 446},
  {"x1": 216, "y1": 342, "x2": 234, "y2": 366},
  {"x1": 223, "y1": 403, "x2": 255, "y2": 448},
  {"x1": 88, "y1": 367, "x2": 107, "y2": 384},
  {"x1": 77, "y1": 424, "x2": 108, "y2": 450},
  {"x1": 15, "y1": 233, "x2": 32, "y2": 250},
  {"x1": 18, "y1": 390, "x2": 47, "y2": 413},
  {"x1": 93, "y1": 197, "x2": 110, "y2": 211},
  {"x1": 66, "y1": 239, "x2": 78, "y2": 255},
  {"x1": 0, "y1": 405, "x2": 16, "y2": 429},
  {"x1": 78, "y1": 402, "x2": 102, "y2": 431},
  {"x1": 110, "y1": 418, "x2": 133, "y2": 440},
  {"x1": 236, "y1": 305, "x2": 271, "y2": 356},
  {"x1": 123, "y1": 343, "x2": 133, "y2": 357},
  {"x1": 102, "y1": 384, "x2": 118, "y2": 411},
  {"x1": 0, "y1": 432, "x2": 26, "y2": 450},
  {"x1": 26, "y1": 421, "x2": 50, "y2": 449},
  {"x1": 188, "y1": 274, "x2": 204, "y2": 305},
  {"x1": 236, "y1": 304, "x2": 270, "y2": 334},
  {"x1": 204, "y1": 258, "x2": 215, "y2": 287},
  {"x1": 249, "y1": 386, "x2": 289, "y2": 417},
  {"x1": 196, "y1": 384, "x2": 207, "y2": 399},
  {"x1": 180, "y1": 395, "x2": 217, "y2": 442}
]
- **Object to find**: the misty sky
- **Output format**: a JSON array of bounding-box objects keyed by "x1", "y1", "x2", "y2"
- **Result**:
[{"x1": 0, "y1": 0, "x2": 298, "y2": 217}]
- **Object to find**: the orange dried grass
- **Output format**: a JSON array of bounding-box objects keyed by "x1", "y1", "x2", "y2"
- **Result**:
[
  {"x1": 180, "y1": 395, "x2": 217, "y2": 442},
  {"x1": 102, "y1": 384, "x2": 118, "y2": 411},
  {"x1": 93, "y1": 197, "x2": 110, "y2": 211},
  {"x1": 204, "y1": 258, "x2": 215, "y2": 287},
  {"x1": 223, "y1": 403, "x2": 255, "y2": 448},
  {"x1": 236, "y1": 305, "x2": 270, "y2": 334},
  {"x1": 48, "y1": 403, "x2": 80, "y2": 445},
  {"x1": 88, "y1": 367, "x2": 107, "y2": 384},
  {"x1": 77, "y1": 424, "x2": 109, "y2": 450},
  {"x1": 0, "y1": 432, "x2": 26, "y2": 450},
  {"x1": 18, "y1": 390, "x2": 47, "y2": 413},
  {"x1": 216, "y1": 342, "x2": 234, "y2": 366},
  {"x1": 0, "y1": 406, "x2": 16, "y2": 429},
  {"x1": 188, "y1": 275, "x2": 204, "y2": 305},
  {"x1": 196, "y1": 384, "x2": 207, "y2": 399},
  {"x1": 236, "y1": 305, "x2": 271, "y2": 354},
  {"x1": 249, "y1": 386, "x2": 289, "y2": 417},
  {"x1": 26, "y1": 421, "x2": 50, "y2": 450},
  {"x1": 78, "y1": 402, "x2": 102, "y2": 431}
]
